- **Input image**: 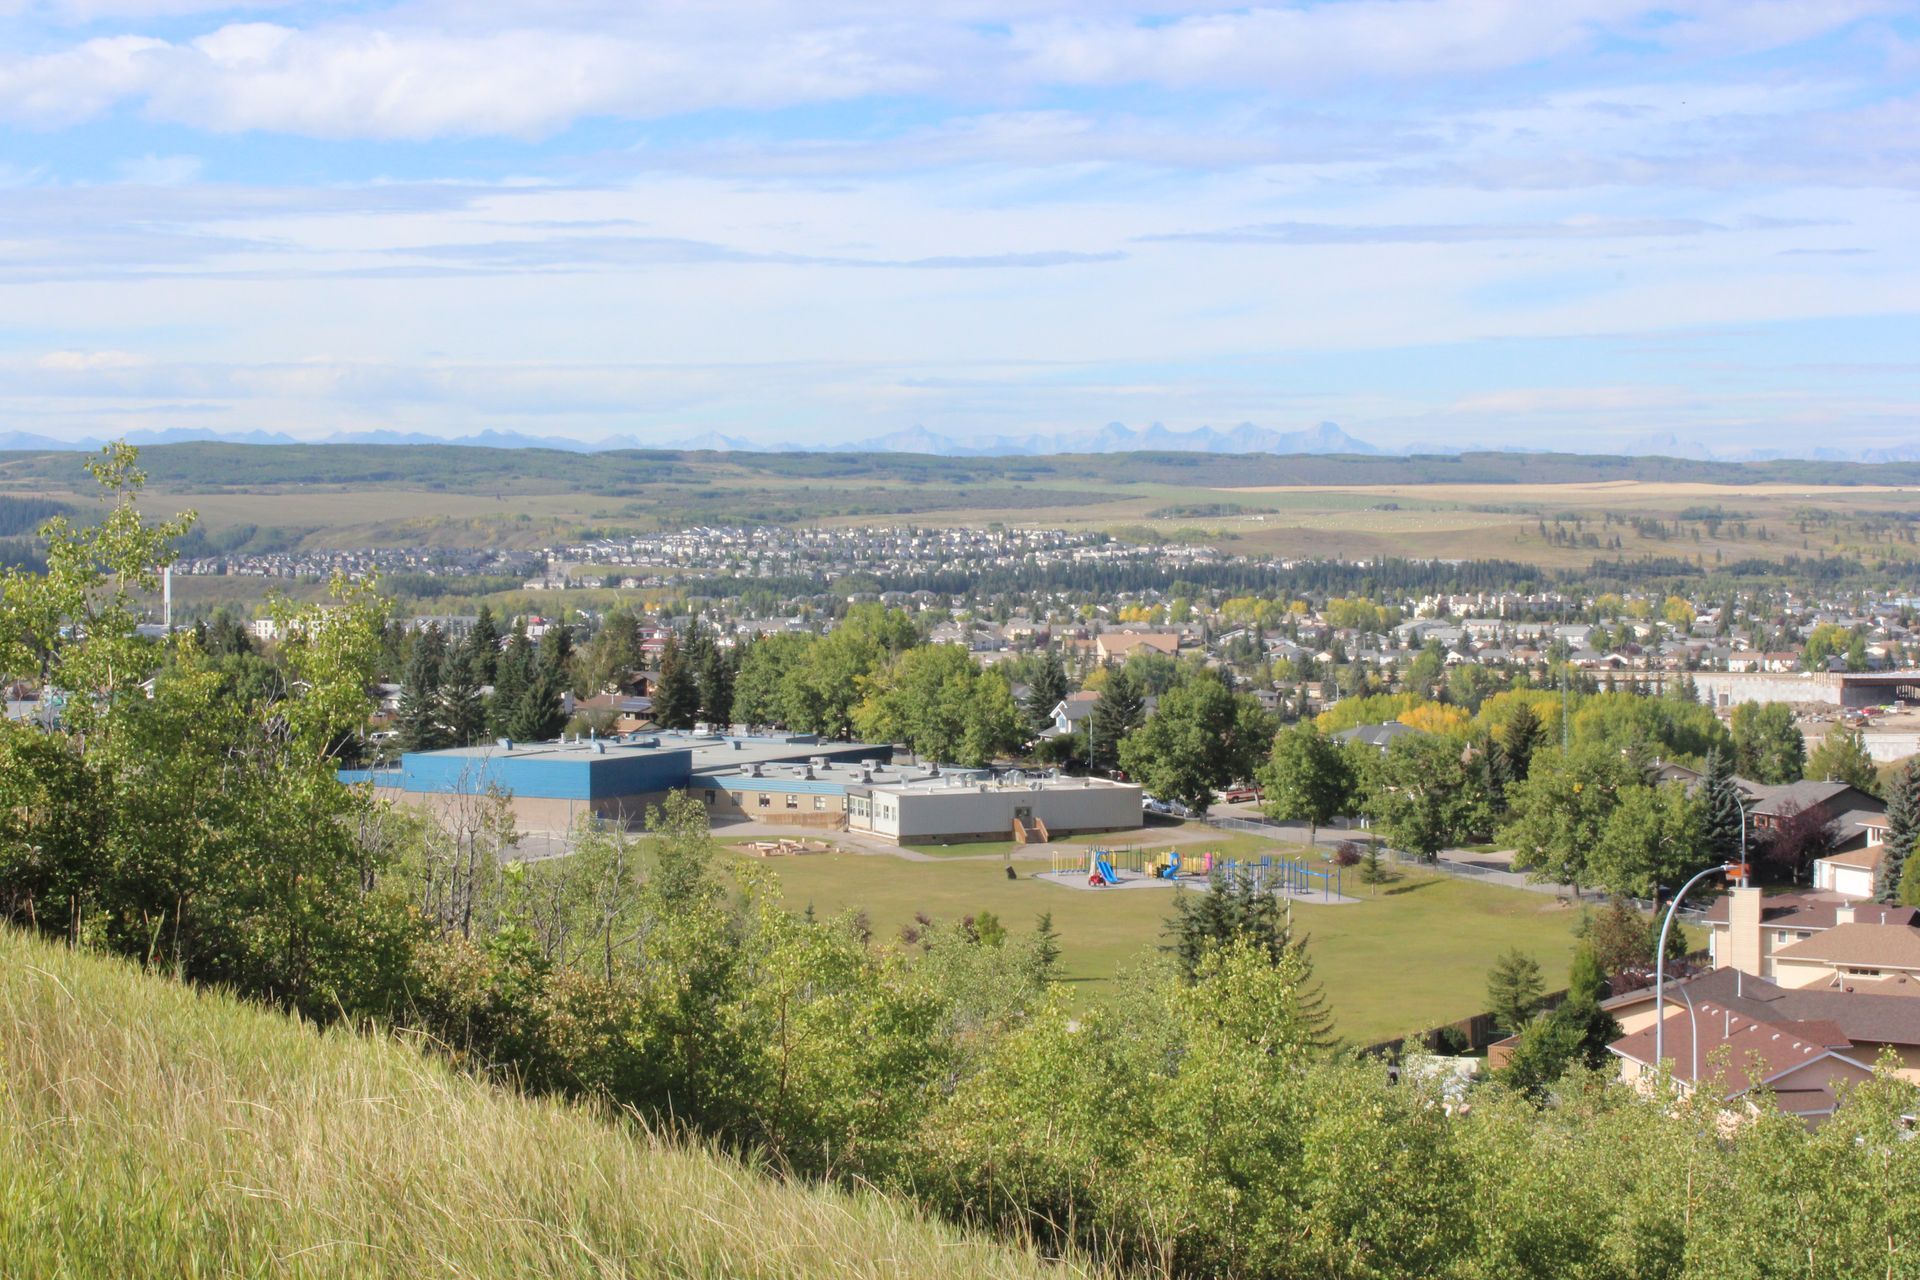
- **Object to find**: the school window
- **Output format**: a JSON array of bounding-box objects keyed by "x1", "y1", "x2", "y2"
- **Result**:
[
  {"x1": 758, "y1": 794, "x2": 771, "y2": 809},
  {"x1": 813, "y1": 796, "x2": 826, "y2": 811},
  {"x1": 703, "y1": 790, "x2": 715, "y2": 806},
  {"x1": 786, "y1": 795, "x2": 799, "y2": 809}
]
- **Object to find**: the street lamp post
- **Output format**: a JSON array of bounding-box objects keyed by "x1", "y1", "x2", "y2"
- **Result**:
[{"x1": 1654, "y1": 861, "x2": 1739, "y2": 1074}]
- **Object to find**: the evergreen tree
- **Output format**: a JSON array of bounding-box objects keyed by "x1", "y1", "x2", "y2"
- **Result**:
[
  {"x1": 507, "y1": 627, "x2": 571, "y2": 742},
  {"x1": 1089, "y1": 665, "x2": 1144, "y2": 773},
  {"x1": 1699, "y1": 746, "x2": 1746, "y2": 866},
  {"x1": 1484, "y1": 735, "x2": 1513, "y2": 815},
  {"x1": 1165, "y1": 869, "x2": 1335, "y2": 1048},
  {"x1": 696, "y1": 640, "x2": 733, "y2": 727},
  {"x1": 396, "y1": 624, "x2": 450, "y2": 751},
  {"x1": 489, "y1": 627, "x2": 534, "y2": 739},
  {"x1": 1022, "y1": 648, "x2": 1070, "y2": 736},
  {"x1": 463, "y1": 605, "x2": 500, "y2": 685},
  {"x1": 438, "y1": 648, "x2": 487, "y2": 747},
  {"x1": 1032, "y1": 910, "x2": 1061, "y2": 976},
  {"x1": 1484, "y1": 947, "x2": 1544, "y2": 1034},
  {"x1": 653, "y1": 635, "x2": 701, "y2": 730},
  {"x1": 1883, "y1": 757, "x2": 1918, "y2": 905},
  {"x1": 1502, "y1": 700, "x2": 1544, "y2": 780},
  {"x1": 1497, "y1": 944, "x2": 1621, "y2": 1097}
]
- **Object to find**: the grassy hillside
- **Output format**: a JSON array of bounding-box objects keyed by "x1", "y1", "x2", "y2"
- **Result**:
[{"x1": 0, "y1": 928, "x2": 1081, "y2": 1280}]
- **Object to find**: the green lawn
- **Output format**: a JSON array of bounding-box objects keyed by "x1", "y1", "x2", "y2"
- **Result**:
[{"x1": 725, "y1": 849, "x2": 1598, "y2": 1046}]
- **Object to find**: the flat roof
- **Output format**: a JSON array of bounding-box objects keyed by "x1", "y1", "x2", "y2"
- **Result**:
[
  {"x1": 694, "y1": 758, "x2": 934, "y2": 789},
  {"x1": 864, "y1": 773, "x2": 1140, "y2": 797},
  {"x1": 415, "y1": 731, "x2": 889, "y2": 770}
]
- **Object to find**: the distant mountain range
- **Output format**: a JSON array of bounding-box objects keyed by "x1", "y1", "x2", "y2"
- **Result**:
[{"x1": 3, "y1": 420, "x2": 1917, "y2": 464}]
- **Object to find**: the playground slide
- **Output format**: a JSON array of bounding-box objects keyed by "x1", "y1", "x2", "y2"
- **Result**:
[
  {"x1": 1158, "y1": 852, "x2": 1180, "y2": 880},
  {"x1": 1094, "y1": 856, "x2": 1119, "y2": 885}
]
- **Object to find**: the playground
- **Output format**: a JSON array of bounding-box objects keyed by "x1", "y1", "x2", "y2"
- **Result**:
[{"x1": 1035, "y1": 846, "x2": 1359, "y2": 904}]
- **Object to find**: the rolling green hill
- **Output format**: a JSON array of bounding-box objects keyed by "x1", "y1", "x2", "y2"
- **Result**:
[{"x1": 0, "y1": 928, "x2": 1081, "y2": 1280}]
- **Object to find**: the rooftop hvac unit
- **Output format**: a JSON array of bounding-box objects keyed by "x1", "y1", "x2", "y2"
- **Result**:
[
  {"x1": 810, "y1": 755, "x2": 828, "y2": 768},
  {"x1": 497, "y1": 737, "x2": 513, "y2": 750}
]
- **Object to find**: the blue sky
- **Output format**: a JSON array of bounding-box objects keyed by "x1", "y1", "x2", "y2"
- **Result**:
[{"x1": 1, "y1": 0, "x2": 1917, "y2": 454}]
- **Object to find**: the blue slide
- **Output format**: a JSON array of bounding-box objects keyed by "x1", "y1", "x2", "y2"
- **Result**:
[
  {"x1": 1159, "y1": 851, "x2": 1180, "y2": 880},
  {"x1": 1094, "y1": 856, "x2": 1119, "y2": 885}
]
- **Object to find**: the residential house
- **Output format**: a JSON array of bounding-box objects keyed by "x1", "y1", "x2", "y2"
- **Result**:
[
  {"x1": 1333, "y1": 721, "x2": 1420, "y2": 752},
  {"x1": 1701, "y1": 885, "x2": 1920, "y2": 984},
  {"x1": 1608, "y1": 1001, "x2": 1876, "y2": 1127},
  {"x1": 1040, "y1": 690, "x2": 1100, "y2": 741},
  {"x1": 1095, "y1": 631, "x2": 1180, "y2": 663}
]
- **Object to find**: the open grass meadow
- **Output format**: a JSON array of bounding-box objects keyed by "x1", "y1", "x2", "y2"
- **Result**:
[
  {"x1": 0, "y1": 928, "x2": 1081, "y2": 1280},
  {"x1": 727, "y1": 842, "x2": 1596, "y2": 1046}
]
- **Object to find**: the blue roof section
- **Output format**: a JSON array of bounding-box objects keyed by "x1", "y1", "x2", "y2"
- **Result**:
[
  {"x1": 347, "y1": 729, "x2": 898, "y2": 802},
  {"x1": 352, "y1": 731, "x2": 894, "y2": 801},
  {"x1": 399, "y1": 745, "x2": 691, "y2": 800}
]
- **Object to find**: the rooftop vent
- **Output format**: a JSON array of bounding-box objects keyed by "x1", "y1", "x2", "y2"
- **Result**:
[{"x1": 497, "y1": 737, "x2": 513, "y2": 750}]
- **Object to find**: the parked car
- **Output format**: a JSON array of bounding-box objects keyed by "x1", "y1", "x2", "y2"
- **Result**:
[{"x1": 1219, "y1": 785, "x2": 1262, "y2": 804}]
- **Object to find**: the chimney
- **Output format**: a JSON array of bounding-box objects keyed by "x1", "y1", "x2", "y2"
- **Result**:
[
  {"x1": 1725, "y1": 885, "x2": 1765, "y2": 975},
  {"x1": 1835, "y1": 902, "x2": 1856, "y2": 926}
]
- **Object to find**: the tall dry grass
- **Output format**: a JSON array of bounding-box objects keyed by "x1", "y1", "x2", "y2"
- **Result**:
[{"x1": 0, "y1": 928, "x2": 1084, "y2": 1279}]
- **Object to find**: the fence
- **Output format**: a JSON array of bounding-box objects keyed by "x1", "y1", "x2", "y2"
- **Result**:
[{"x1": 1048, "y1": 845, "x2": 1214, "y2": 877}]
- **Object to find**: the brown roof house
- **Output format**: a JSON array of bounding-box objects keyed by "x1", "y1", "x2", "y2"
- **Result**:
[
  {"x1": 1608, "y1": 1000, "x2": 1876, "y2": 1126},
  {"x1": 1094, "y1": 631, "x2": 1180, "y2": 663},
  {"x1": 1606, "y1": 966, "x2": 1920, "y2": 1082},
  {"x1": 1702, "y1": 884, "x2": 1920, "y2": 988}
]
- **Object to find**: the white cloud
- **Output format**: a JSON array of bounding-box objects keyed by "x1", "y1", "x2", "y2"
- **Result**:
[
  {"x1": 115, "y1": 152, "x2": 202, "y2": 184},
  {"x1": 0, "y1": 1, "x2": 1896, "y2": 140},
  {"x1": 36, "y1": 348, "x2": 154, "y2": 370}
]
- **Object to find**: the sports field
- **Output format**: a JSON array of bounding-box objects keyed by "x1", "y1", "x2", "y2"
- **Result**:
[{"x1": 726, "y1": 843, "x2": 1595, "y2": 1046}]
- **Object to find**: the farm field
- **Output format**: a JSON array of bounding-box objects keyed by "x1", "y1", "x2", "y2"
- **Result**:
[
  {"x1": 725, "y1": 842, "x2": 1597, "y2": 1046},
  {"x1": 9, "y1": 443, "x2": 1920, "y2": 571}
]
